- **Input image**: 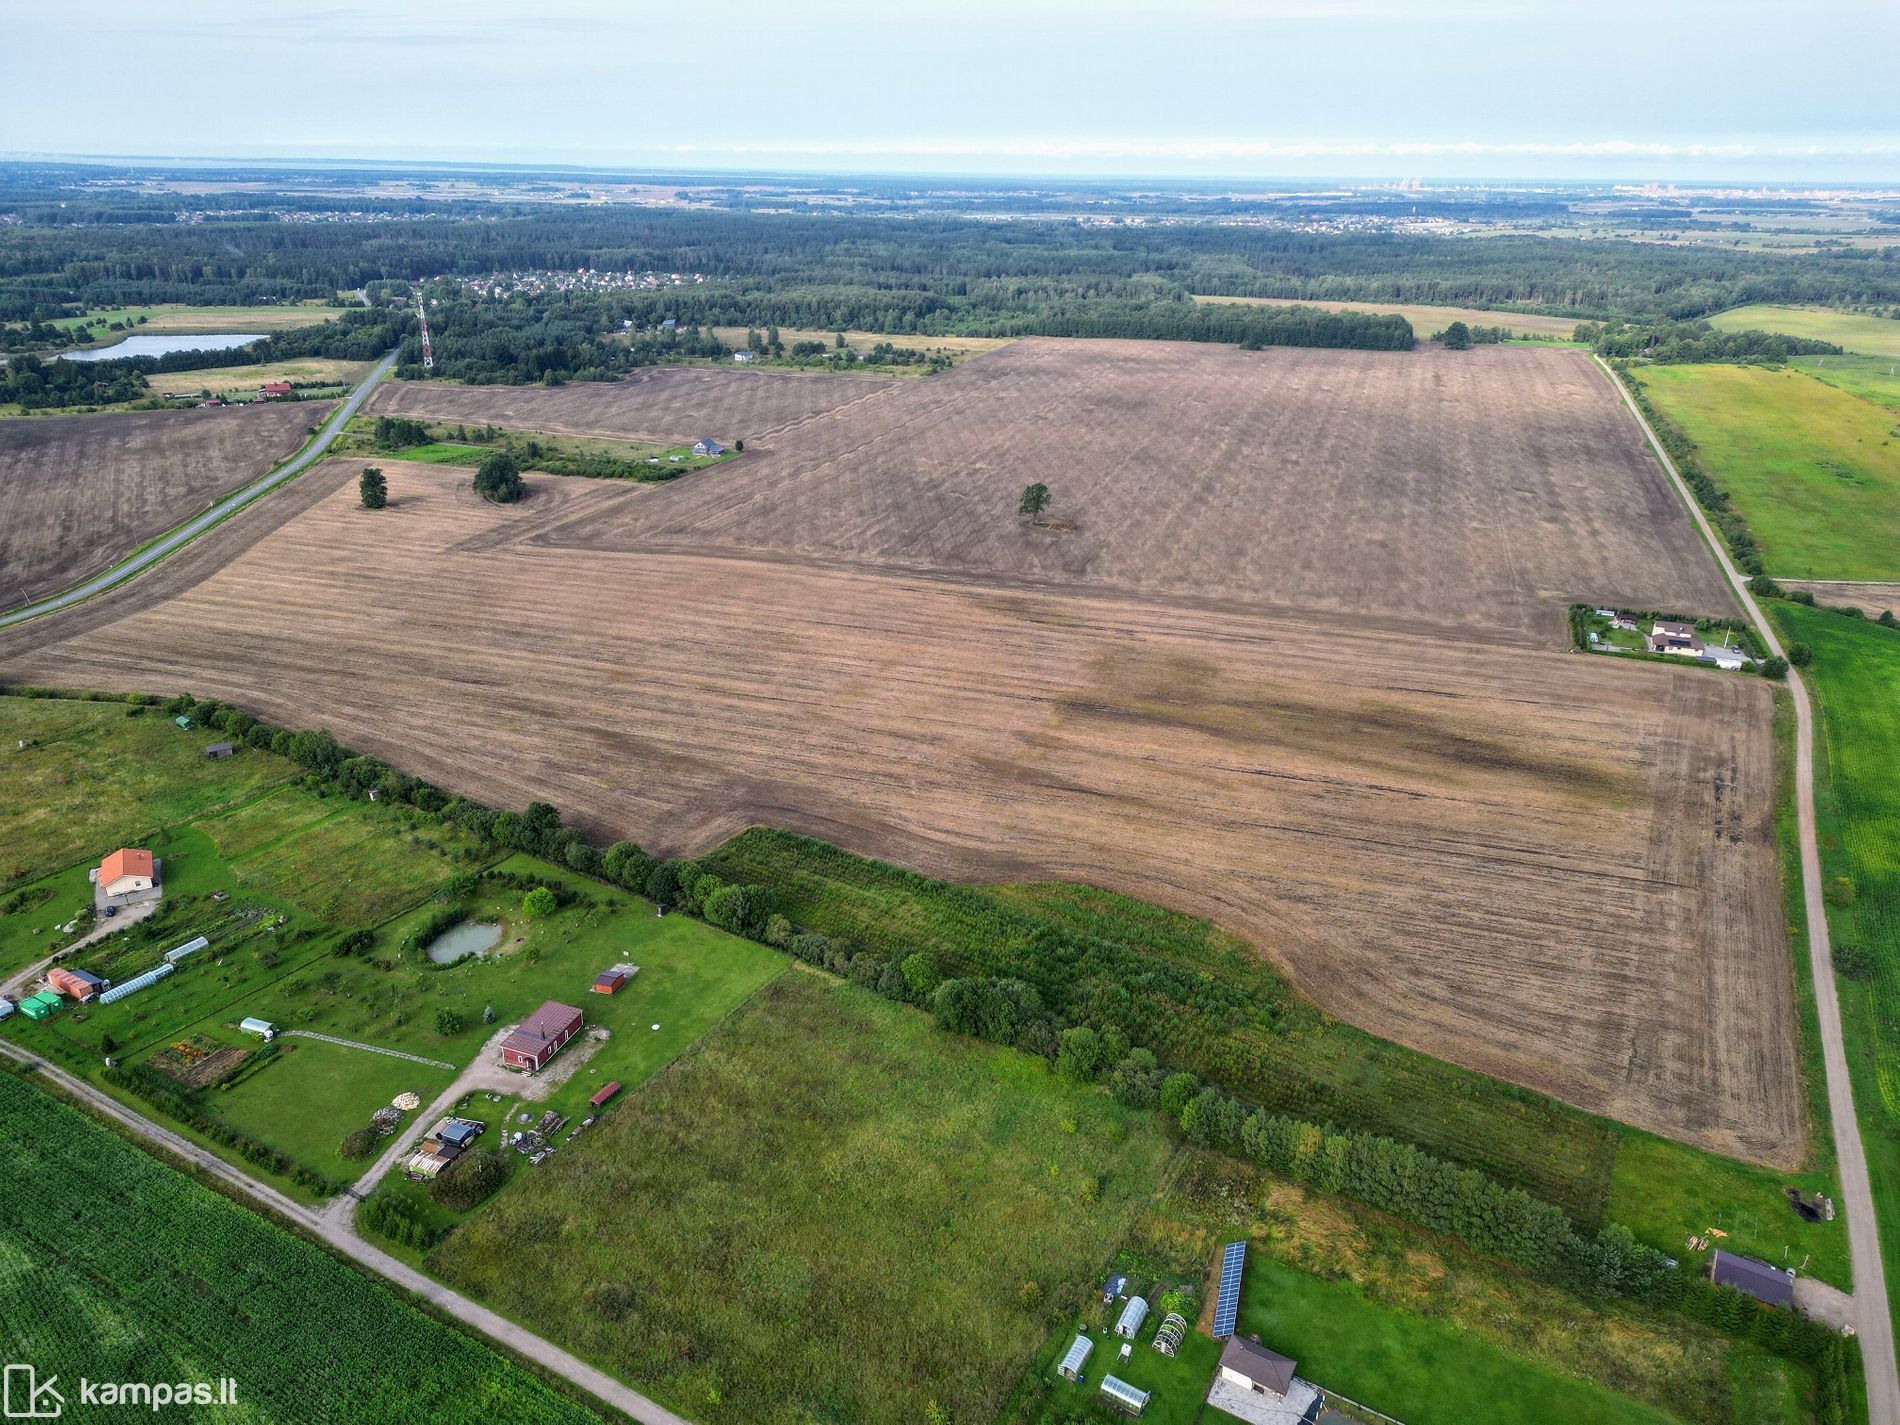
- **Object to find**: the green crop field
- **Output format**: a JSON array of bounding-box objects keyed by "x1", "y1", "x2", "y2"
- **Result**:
[
  {"x1": 1236, "y1": 1254, "x2": 1683, "y2": 1425},
  {"x1": 429, "y1": 971, "x2": 1178, "y2": 1425},
  {"x1": 1710, "y1": 305, "x2": 1900, "y2": 359},
  {"x1": 0, "y1": 1070, "x2": 609, "y2": 1425},
  {"x1": 1638, "y1": 363, "x2": 1900, "y2": 580},
  {"x1": 1796, "y1": 353, "x2": 1900, "y2": 413}
]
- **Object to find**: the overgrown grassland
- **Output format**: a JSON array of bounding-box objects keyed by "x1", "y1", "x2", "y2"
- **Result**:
[
  {"x1": 1709, "y1": 306, "x2": 1900, "y2": 360},
  {"x1": 1118, "y1": 1149, "x2": 1808, "y2": 1425},
  {"x1": 1796, "y1": 354, "x2": 1900, "y2": 414},
  {"x1": 429, "y1": 971, "x2": 1177, "y2": 1425},
  {"x1": 0, "y1": 696, "x2": 292, "y2": 886},
  {"x1": 1639, "y1": 364, "x2": 1900, "y2": 580},
  {"x1": 1772, "y1": 603, "x2": 1900, "y2": 1348},
  {"x1": 1192, "y1": 292, "x2": 1580, "y2": 339},
  {"x1": 0, "y1": 1070, "x2": 609, "y2": 1425}
]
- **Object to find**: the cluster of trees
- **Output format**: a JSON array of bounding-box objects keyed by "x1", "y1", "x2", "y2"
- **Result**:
[
  {"x1": 358, "y1": 467, "x2": 387, "y2": 509},
  {"x1": 1583, "y1": 320, "x2": 1842, "y2": 364},
  {"x1": 372, "y1": 415, "x2": 430, "y2": 449},
  {"x1": 0, "y1": 350, "x2": 148, "y2": 409},
  {"x1": 359, "y1": 1193, "x2": 444, "y2": 1251},
  {"x1": 431, "y1": 1149, "x2": 510, "y2": 1211},
  {"x1": 472, "y1": 449, "x2": 524, "y2": 503},
  {"x1": 1434, "y1": 321, "x2": 1510, "y2": 348}
]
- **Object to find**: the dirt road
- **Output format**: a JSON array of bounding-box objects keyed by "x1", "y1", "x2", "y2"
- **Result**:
[
  {"x1": 1602, "y1": 355, "x2": 1900, "y2": 1424},
  {"x1": 0, "y1": 1039, "x2": 690, "y2": 1425}
]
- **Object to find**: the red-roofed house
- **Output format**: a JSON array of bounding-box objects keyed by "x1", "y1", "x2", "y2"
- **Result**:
[
  {"x1": 97, "y1": 848, "x2": 156, "y2": 897},
  {"x1": 500, "y1": 1001, "x2": 584, "y2": 1072},
  {"x1": 257, "y1": 381, "x2": 293, "y2": 400}
]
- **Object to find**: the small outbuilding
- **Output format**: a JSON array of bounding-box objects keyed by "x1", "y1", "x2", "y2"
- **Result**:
[
  {"x1": 47, "y1": 968, "x2": 104, "y2": 1002},
  {"x1": 174, "y1": 715, "x2": 194, "y2": 729},
  {"x1": 592, "y1": 968, "x2": 629, "y2": 995},
  {"x1": 1114, "y1": 1295, "x2": 1149, "y2": 1339},
  {"x1": 1099, "y1": 1375, "x2": 1150, "y2": 1417},
  {"x1": 205, "y1": 742, "x2": 235, "y2": 759},
  {"x1": 589, "y1": 1081, "x2": 622, "y2": 1109},
  {"x1": 0, "y1": 997, "x2": 15, "y2": 1022},
  {"x1": 1057, "y1": 1333, "x2": 1093, "y2": 1382},
  {"x1": 1711, "y1": 1249, "x2": 1796, "y2": 1309},
  {"x1": 239, "y1": 1017, "x2": 277, "y2": 1040},
  {"x1": 437, "y1": 1118, "x2": 483, "y2": 1150}
]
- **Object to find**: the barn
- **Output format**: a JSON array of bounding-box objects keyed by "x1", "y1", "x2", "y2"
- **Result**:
[{"x1": 500, "y1": 1001, "x2": 584, "y2": 1072}]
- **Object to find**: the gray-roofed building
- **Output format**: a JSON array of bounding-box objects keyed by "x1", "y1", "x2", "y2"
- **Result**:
[
  {"x1": 1058, "y1": 1333, "x2": 1093, "y2": 1381},
  {"x1": 1099, "y1": 1375, "x2": 1150, "y2": 1416},
  {"x1": 1711, "y1": 1249, "x2": 1795, "y2": 1308},
  {"x1": 205, "y1": 742, "x2": 235, "y2": 759},
  {"x1": 1114, "y1": 1295, "x2": 1149, "y2": 1338},
  {"x1": 1218, "y1": 1336, "x2": 1297, "y2": 1396},
  {"x1": 1207, "y1": 1337, "x2": 1324, "y2": 1424}
]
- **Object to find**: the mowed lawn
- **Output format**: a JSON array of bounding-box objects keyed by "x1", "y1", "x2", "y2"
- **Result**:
[
  {"x1": 1239, "y1": 1255, "x2": 1682, "y2": 1425},
  {"x1": 1640, "y1": 363, "x2": 1900, "y2": 579},
  {"x1": 1709, "y1": 304, "x2": 1900, "y2": 360},
  {"x1": 0, "y1": 696, "x2": 292, "y2": 885},
  {"x1": 429, "y1": 972, "x2": 1178, "y2": 1425},
  {"x1": 216, "y1": 1036, "x2": 454, "y2": 1182}
]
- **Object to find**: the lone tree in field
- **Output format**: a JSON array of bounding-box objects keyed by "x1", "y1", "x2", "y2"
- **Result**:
[
  {"x1": 1019, "y1": 482, "x2": 1051, "y2": 523},
  {"x1": 1439, "y1": 321, "x2": 1472, "y2": 350},
  {"x1": 358, "y1": 466, "x2": 387, "y2": 509},
  {"x1": 473, "y1": 449, "x2": 524, "y2": 504}
]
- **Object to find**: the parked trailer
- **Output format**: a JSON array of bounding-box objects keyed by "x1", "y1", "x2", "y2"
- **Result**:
[
  {"x1": 163, "y1": 936, "x2": 210, "y2": 964},
  {"x1": 99, "y1": 963, "x2": 174, "y2": 1006}
]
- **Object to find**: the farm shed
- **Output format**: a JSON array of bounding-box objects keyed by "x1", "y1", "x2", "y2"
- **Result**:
[
  {"x1": 437, "y1": 1119, "x2": 483, "y2": 1149},
  {"x1": 500, "y1": 1001, "x2": 584, "y2": 1072},
  {"x1": 1058, "y1": 1333, "x2": 1093, "y2": 1381},
  {"x1": 239, "y1": 1017, "x2": 276, "y2": 1040},
  {"x1": 589, "y1": 1081, "x2": 622, "y2": 1108},
  {"x1": 592, "y1": 969, "x2": 628, "y2": 995},
  {"x1": 1115, "y1": 1296, "x2": 1149, "y2": 1338},
  {"x1": 1099, "y1": 1375, "x2": 1150, "y2": 1416},
  {"x1": 205, "y1": 742, "x2": 235, "y2": 759},
  {"x1": 46, "y1": 968, "x2": 104, "y2": 1002},
  {"x1": 98, "y1": 848, "x2": 156, "y2": 897},
  {"x1": 1711, "y1": 1249, "x2": 1796, "y2": 1308}
]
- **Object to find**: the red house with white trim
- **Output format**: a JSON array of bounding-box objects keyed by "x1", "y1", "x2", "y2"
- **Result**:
[{"x1": 500, "y1": 1001, "x2": 583, "y2": 1072}]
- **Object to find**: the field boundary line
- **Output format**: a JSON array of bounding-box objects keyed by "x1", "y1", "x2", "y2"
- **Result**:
[
  {"x1": 281, "y1": 1030, "x2": 456, "y2": 1071},
  {"x1": 1598, "y1": 353, "x2": 1900, "y2": 1424},
  {"x1": 0, "y1": 348, "x2": 397, "y2": 631}
]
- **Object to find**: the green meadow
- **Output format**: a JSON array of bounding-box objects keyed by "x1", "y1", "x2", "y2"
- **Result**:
[{"x1": 1709, "y1": 305, "x2": 1900, "y2": 360}]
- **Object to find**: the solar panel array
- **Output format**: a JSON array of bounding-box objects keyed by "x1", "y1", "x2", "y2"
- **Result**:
[{"x1": 1212, "y1": 1239, "x2": 1246, "y2": 1338}]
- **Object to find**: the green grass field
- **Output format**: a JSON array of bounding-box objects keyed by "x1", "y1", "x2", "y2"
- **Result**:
[
  {"x1": 1796, "y1": 353, "x2": 1900, "y2": 413},
  {"x1": 215, "y1": 1036, "x2": 455, "y2": 1181},
  {"x1": 0, "y1": 1070, "x2": 610, "y2": 1425},
  {"x1": 1639, "y1": 363, "x2": 1900, "y2": 579},
  {"x1": 340, "y1": 416, "x2": 730, "y2": 476},
  {"x1": 1237, "y1": 1254, "x2": 1683, "y2": 1425},
  {"x1": 1772, "y1": 603, "x2": 1900, "y2": 1350},
  {"x1": 1710, "y1": 305, "x2": 1900, "y2": 359},
  {"x1": 429, "y1": 971, "x2": 1178, "y2": 1425},
  {"x1": 0, "y1": 696, "x2": 293, "y2": 887},
  {"x1": 47, "y1": 302, "x2": 340, "y2": 342}
]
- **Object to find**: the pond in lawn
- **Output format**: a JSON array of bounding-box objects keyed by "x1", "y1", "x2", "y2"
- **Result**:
[{"x1": 427, "y1": 921, "x2": 503, "y2": 965}]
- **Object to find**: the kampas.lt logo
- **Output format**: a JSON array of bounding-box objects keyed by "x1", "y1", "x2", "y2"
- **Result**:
[{"x1": 3, "y1": 1365, "x2": 62, "y2": 1420}]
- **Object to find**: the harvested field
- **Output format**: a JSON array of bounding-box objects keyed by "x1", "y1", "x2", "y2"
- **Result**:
[
  {"x1": 0, "y1": 445, "x2": 1799, "y2": 1163},
  {"x1": 0, "y1": 402, "x2": 331, "y2": 609},
  {"x1": 1781, "y1": 581, "x2": 1900, "y2": 619},
  {"x1": 369, "y1": 365, "x2": 899, "y2": 448},
  {"x1": 539, "y1": 340, "x2": 1739, "y2": 645}
]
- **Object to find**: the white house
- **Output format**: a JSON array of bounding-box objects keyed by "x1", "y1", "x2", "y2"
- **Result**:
[
  {"x1": 732, "y1": 350, "x2": 758, "y2": 363},
  {"x1": 97, "y1": 848, "x2": 156, "y2": 897}
]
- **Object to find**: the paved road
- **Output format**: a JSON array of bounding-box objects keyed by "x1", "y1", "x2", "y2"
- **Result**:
[
  {"x1": 0, "y1": 349, "x2": 398, "y2": 631},
  {"x1": 0, "y1": 1040, "x2": 690, "y2": 1425},
  {"x1": 1601, "y1": 356, "x2": 1900, "y2": 1423}
]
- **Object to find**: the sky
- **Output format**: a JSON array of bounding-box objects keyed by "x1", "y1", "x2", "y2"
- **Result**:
[{"x1": 3, "y1": 0, "x2": 1897, "y2": 181}]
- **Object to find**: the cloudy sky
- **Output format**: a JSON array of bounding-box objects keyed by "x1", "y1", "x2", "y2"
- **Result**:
[{"x1": 3, "y1": 0, "x2": 1896, "y2": 180}]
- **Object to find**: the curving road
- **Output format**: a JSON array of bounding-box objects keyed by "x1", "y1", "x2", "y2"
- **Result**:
[
  {"x1": 0, "y1": 1039, "x2": 688, "y2": 1425},
  {"x1": 0, "y1": 349, "x2": 398, "y2": 632},
  {"x1": 1601, "y1": 356, "x2": 1900, "y2": 1424}
]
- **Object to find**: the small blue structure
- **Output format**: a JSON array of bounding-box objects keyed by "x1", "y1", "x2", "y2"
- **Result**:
[{"x1": 174, "y1": 715, "x2": 194, "y2": 729}]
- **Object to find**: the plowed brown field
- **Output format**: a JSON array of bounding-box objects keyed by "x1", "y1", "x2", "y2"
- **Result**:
[
  {"x1": 0, "y1": 402, "x2": 331, "y2": 609},
  {"x1": 0, "y1": 338, "x2": 1799, "y2": 1168}
]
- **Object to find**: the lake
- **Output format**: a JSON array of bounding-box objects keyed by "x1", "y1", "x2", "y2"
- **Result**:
[
  {"x1": 61, "y1": 333, "x2": 268, "y2": 362},
  {"x1": 427, "y1": 921, "x2": 503, "y2": 966}
]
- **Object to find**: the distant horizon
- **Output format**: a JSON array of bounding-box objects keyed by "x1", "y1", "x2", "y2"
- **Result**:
[{"x1": 7, "y1": 151, "x2": 1900, "y2": 192}]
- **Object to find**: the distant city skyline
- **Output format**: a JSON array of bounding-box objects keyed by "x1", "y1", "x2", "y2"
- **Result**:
[{"x1": 4, "y1": 0, "x2": 1896, "y2": 181}]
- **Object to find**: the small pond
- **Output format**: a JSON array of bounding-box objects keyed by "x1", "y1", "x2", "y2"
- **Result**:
[
  {"x1": 60, "y1": 333, "x2": 268, "y2": 362},
  {"x1": 427, "y1": 921, "x2": 503, "y2": 965}
]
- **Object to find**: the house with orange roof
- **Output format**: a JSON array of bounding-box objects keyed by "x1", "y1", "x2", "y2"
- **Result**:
[{"x1": 96, "y1": 848, "x2": 157, "y2": 898}]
